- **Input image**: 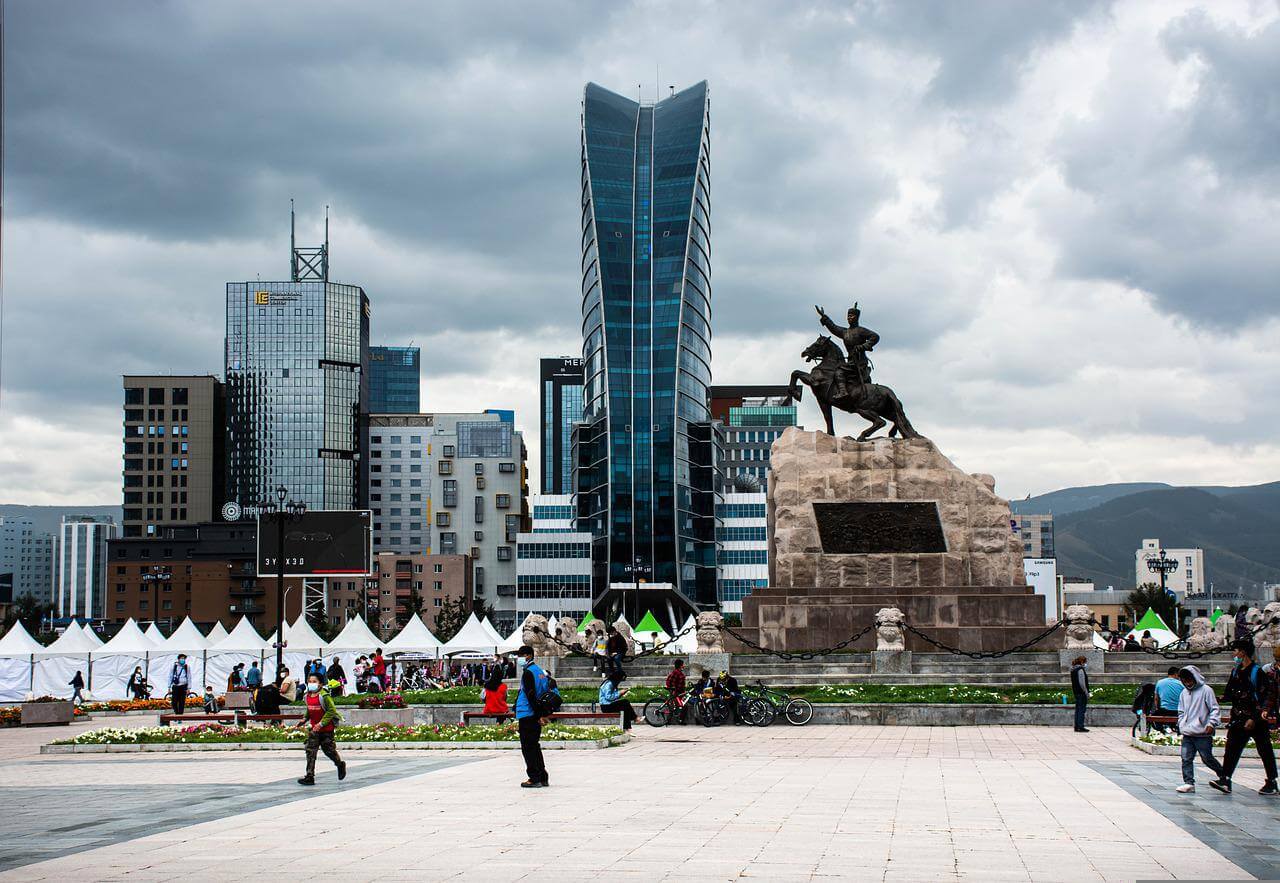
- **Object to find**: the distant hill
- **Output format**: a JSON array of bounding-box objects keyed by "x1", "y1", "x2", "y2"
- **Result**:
[
  {"x1": 0, "y1": 504, "x2": 121, "y2": 536},
  {"x1": 1052, "y1": 487, "x2": 1280, "y2": 591},
  {"x1": 1010, "y1": 483, "x2": 1171, "y2": 516}
]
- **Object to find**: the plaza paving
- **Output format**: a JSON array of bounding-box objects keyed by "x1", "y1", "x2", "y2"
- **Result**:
[{"x1": 1, "y1": 717, "x2": 1277, "y2": 881}]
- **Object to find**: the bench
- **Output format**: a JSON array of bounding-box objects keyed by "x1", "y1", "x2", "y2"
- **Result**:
[
  {"x1": 1140, "y1": 711, "x2": 1232, "y2": 735},
  {"x1": 160, "y1": 712, "x2": 306, "y2": 727},
  {"x1": 461, "y1": 711, "x2": 622, "y2": 727}
]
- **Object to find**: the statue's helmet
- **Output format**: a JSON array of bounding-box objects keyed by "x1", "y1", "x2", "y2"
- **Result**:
[{"x1": 847, "y1": 301, "x2": 861, "y2": 324}]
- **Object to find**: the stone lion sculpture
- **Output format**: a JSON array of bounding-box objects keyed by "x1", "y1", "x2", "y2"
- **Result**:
[
  {"x1": 875, "y1": 607, "x2": 906, "y2": 651},
  {"x1": 521, "y1": 614, "x2": 556, "y2": 657},
  {"x1": 1063, "y1": 605, "x2": 1096, "y2": 650},
  {"x1": 1213, "y1": 614, "x2": 1234, "y2": 643},
  {"x1": 1256, "y1": 601, "x2": 1280, "y2": 650},
  {"x1": 555, "y1": 617, "x2": 580, "y2": 653},
  {"x1": 613, "y1": 618, "x2": 636, "y2": 656},
  {"x1": 695, "y1": 612, "x2": 725, "y2": 653},
  {"x1": 1186, "y1": 616, "x2": 1223, "y2": 652}
]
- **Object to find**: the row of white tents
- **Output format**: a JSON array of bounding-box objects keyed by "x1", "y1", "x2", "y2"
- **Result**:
[{"x1": 0, "y1": 608, "x2": 701, "y2": 704}]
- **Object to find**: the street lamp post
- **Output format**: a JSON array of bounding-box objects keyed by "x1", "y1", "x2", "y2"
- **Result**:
[
  {"x1": 1147, "y1": 548, "x2": 1181, "y2": 631},
  {"x1": 259, "y1": 486, "x2": 306, "y2": 685}
]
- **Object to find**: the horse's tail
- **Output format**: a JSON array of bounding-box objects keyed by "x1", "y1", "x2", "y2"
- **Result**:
[{"x1": 888, "y1": 391, "x2": 919, "y2": 438}]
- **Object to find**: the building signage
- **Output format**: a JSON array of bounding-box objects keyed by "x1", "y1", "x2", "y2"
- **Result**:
[{"x1": 1023, "y1": 558, "x2": 1057, "y2": 622}]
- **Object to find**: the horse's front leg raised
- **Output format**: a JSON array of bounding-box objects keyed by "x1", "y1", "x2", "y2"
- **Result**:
[{"x1": 785, "y1": 370, "x2": 808, "y2": 404}]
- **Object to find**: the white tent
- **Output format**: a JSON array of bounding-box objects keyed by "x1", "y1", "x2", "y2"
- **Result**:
[
  {"x1": 498, "y1": 615, "x2": 530, "y2": 654},
  {"x1": 442, "y1": 614, "x2": 503, "y2": 657},
  {"x1": 480, "y1": 617, "x2": 505, "y2": 645},
  {"x1": 206, "y1": 621, "x2": 229, "y2": 644},
  {"x1": 41, "y1": 625, "x2": 98, "y2": 655},
  {"x1": 1125, "y1": 610, "x2": 1181, "y2": 649},
  {"x1": 143, "y1": 623, "x2": 167, "y2": 647},
  {"x1": 326, "y1": 616, "x2": 381, "y2": 652},
  {"x1": 212, "y1": 617, "x2": 270, "y2": 652},
  {"x1": 79, "y1": 623, "x2": 104, "y2": 647},
  {"x1": 99, "y1": 619, "x2": 155, "y2": 655},
  {"x1": 385, "y1": 615, "x2": 444, "y2": 655},
  {"x1": 0, "y1": 621, "x2": 44, "y2": 656},
  {"x1": 283, "y1": 617, "x2": 329, "y2": 654},
  {"x1": 669, "y1": 615, "x2": 698, "y2": 654},
  {"x1": 92, "y1": 620, "x2": 163, "y2": 700},
  {"x1": 162, "y1": 617, "x2": 211, "y2": 653}
]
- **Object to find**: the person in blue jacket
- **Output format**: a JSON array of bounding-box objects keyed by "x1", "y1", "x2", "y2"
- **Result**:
[{"x1": 514, "y1": 644, "x2": 551, "y2": 788}]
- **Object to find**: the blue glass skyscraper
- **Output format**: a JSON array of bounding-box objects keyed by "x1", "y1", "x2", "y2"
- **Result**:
[
  {"x1": 577, "y1": 81, "x2": 717, "y2": 612},
  {"x1": 368, "y1": 346, "x2": 421, "y2": 413}
]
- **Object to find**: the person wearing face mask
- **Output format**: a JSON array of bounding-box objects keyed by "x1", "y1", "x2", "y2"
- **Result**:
[
  {"x1": 169, "y1": 654, "x2": 191, "y2": 716},
  {"x1": 1209, "y1": 638, "x2": 1278, "y2": 796},
  {"x1": 514, "y1": 644, "x2": 551, "y2": 788},
  {"x1": 297, "y1": 674, "x2": 346, "y2": 786},
  {"x1": 1070, "y1": 656, "x2": 1090, "y2": 732}
]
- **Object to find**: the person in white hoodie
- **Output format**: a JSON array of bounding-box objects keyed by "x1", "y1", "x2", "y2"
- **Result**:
[{"x1": 1176, "y1": 665, "x2": 1225, "y2": 793}]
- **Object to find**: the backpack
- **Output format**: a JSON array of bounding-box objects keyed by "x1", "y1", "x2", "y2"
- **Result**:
[
  {"x1": 533, "y1": 672, "x2": 563, "y2": 716},
  {"x1": 1131, "y1": 683, "x2": 1156, "y2": 715}
]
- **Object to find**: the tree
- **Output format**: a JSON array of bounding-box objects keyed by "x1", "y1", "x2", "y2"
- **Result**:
[
  {"x1": 403, "y1": 587, "x2": 426, "y2": 624},
  {"x1": 2, "y1": 593, "x2": 52, "y2": 636},
  {"x1": 434, "y1": 596, "x2": 470, "y2": 643},
  {"x1": 1124, "y1": 583, "x2": 1188, "y2": 635}
]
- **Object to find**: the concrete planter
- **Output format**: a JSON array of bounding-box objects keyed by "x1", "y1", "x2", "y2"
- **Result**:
[
  {"x1": 21, "y1": 701, "x2": 74, "y2": 726},
  {"x1": 341, "y1": 707, "x2": 415, "y2": 727}
]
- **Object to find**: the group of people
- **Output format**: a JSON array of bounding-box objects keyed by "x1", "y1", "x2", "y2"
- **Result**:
[
  {"x1": 1104, "y1": 630, "x2": 1160, "y2": 652},
  {"x1": 661, "y1": 658, "x2": 743, "y2": 723}
]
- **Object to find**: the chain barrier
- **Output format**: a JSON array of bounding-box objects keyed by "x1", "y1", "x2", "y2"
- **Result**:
[
  {"x1": 529, "y1": 622, "x2": 699, "y2": 661},
  {"x1": 717, "y1": 622, "x2": 876, "y2": 661},
  {"x1": 897, "y1": 619, "x2": 1067, "y2": 660},
  {"x1": 1096, "y1": 613, "x2": 1277, "y2": 660}
]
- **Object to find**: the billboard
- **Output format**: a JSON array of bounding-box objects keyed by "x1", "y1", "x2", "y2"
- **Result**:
[
  {"x1": 1024, "y1": 558, "x2": 1058, "y2": 623},
  {"x1": 256, "y1": 510, "x2": 373, "y2": 577}
]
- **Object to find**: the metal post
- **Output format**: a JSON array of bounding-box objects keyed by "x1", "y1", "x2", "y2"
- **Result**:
[{"x1": 276, "y1": 506, "x2": 286, "y2": 684}]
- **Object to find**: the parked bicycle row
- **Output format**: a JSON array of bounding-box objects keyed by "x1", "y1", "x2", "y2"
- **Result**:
[{"x1": 638, "y1": 659, "x2": 813, "y2": 728}]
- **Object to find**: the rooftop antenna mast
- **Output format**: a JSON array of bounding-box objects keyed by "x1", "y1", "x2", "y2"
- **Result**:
[{"x1": 290, "y1": 200, "x2": 328, "y2": 282}]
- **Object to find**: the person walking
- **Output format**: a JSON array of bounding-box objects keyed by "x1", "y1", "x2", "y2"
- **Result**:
[
  {"x1": 1209, "y1": 639, "x2": 1278, "y2": 796},
  {"x1": 68, "y1": 671, "x2": 85, "y2": 705},
  {"x1": 169, "y1": 654, "x2": 191, "y2": 716},
  {"x1": 1070, "y1": 655, "x2": 1090, "y2": 732},
  {"x1": 296, "y1": 673, "x2": 347, "y2": 786},
  {"x1": 481, "y1": 671, "x2": 510, "y2": 722},
  {"x1": 514, "y1": 644, "x2": 551, "y2": 788},
  {"x1": 598, "y1": 672, "x2": 636, "y2": 730},
  {"x1": 1176, "y1": 665, "x2": 1225, "y2": 793},
  {"x1": 327, "y1": 657, "x2": 347, "y2": 695}
]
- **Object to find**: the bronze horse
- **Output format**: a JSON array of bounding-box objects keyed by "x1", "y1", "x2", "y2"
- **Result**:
[{"x1": 787, "y1": 336, "x2": 919, "y2": 440}]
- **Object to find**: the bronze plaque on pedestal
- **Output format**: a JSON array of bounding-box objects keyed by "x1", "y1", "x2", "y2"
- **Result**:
[{"x1": 813, "y1": 502, "x2": 946, "y2": 554}]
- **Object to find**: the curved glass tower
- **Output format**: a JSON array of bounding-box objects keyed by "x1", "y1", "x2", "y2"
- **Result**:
[{"x1": 577, "y1": 81, "x2": 716, "y2": 611}]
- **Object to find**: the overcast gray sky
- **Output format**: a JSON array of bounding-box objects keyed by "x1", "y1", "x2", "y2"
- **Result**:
[{"x1": 2, "y1": 0, "x2": 1278, "y2": 505}]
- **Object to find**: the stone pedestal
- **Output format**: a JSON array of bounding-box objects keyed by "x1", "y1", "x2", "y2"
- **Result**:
[
  {"x1": 688, "y1": 653, "x2": 731, "y2": 676},
  {"x1": 872, "y1": 650, "x2": 912, "y2": 675},
  {"x1": 1059, "y1": 648, "x2": 1103, "y2": 673},
  {"x1": 737, "y1": 429, "x2": 1053, "y2": 654},
  {"x1": 21, "y1": 701, "x2": 73, "y2": 726},
  {"x1": 223, "y1": 691, "x2": 252, "y2": 710}
]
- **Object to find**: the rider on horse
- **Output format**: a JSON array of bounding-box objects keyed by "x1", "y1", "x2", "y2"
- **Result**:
[{"x1": 815, "y1": 302, "x2": 878, "y2": 396}]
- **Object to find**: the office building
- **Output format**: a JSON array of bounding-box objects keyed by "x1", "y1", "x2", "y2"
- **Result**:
[
  {"x1": 364, "y1": 412, "x2": 528, "y2": 632},
  {"x1": 577, "y1": 80, "x2": 718, "y2": 613},
  {"x1": 224, "y1": 219, "x2": 370, "y2": 512},
  {"x1": 709, "y1": 385, "x2": 798, "y2": 489},
  {"x1": 358, "y1": 552, "x2": 471, "y2": 638},
  {"x1": 122, "y1": 375, "x2": 225, "y2": 538},
  {"x1": 716, "y1": 492, "x2": 768, "y2": 614},
  {"x1": 0, "y1": 517, "x2": 55, "y2": 606},
  {"x1": 105, "y1": 522, "x2": 302, "y2": 630},
  {"x1": 1011, "y1": 513, "x2": 1055, "y2": 559},
  {"x1": 516, "y1": 495, "x2": 593, "y2": 621},
  {"x1": 1137, "y1": 538, "x2": 1204, "y2": 595},
  {"x1": 56, "y1": 515, "x2": 119, "y2": 620},
  {"x1": 368, "y1": 346, "x2": 421, "y2": 414},
  {"x1": 539, "y1": 357, "x2": 584, "y2": 495}
]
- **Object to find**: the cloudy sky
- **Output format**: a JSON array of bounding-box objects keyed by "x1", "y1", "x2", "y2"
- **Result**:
[{"x1": 2, "y1": 0, "x2": 1278, "y2": 505}]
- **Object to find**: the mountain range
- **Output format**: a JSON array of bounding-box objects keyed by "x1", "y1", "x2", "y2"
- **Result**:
[{"x1": 1013, "y1": 482, "x2": 1280, "y2": 592}]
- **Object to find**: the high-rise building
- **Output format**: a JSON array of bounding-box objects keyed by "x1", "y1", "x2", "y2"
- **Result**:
[
  {"x1": 368, "y1": 346, "x2": 421, "y2": 414},
  {"x1": 1137, "y1": 538, "x2": 1204, "y2": 595},
  {"x1": 539, "y1": 357, "x2": 584, "y2": 495},
  {"x1": 1011, "y1": 514, "x2": 1055, "y2": 559},
  {"x1": 364, "y1": 412, "x2": 528, "y2": 632},
  {"x1": 577, "y1": 80, "x2": 718, "y2": 613},
  {"x1": 716, "y1": 493, "x2": 768, "y2": 614},
  {"x1": 121, "y1": 375, "x2": 225, "y2": 538},
  {"x1": 516, "y1": 495, "x2": 593, "y2": 622},
  {"x1": 56, "y1": 515, "x2": 118, "y2": 620},
  {"x1": 0, "y1": 517, "x2": 55, "y2": 605},
  {"x1": 709, "y1": 385, "x2": 798, "y2": 490},
  {"x1": 224, "y1": 221, "x2": 370, "y2": 512}
]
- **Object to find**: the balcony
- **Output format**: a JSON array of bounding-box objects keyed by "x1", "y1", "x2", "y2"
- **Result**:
[
  {"x1": 230, "y1": 603, "x2": 265, "y2": 615},
  {"x1": 496, "y1": 585, "x2": 516, "y2": 597},
  {"x1": 230, "y1": 585, "x2": 265, "y2": 598}
]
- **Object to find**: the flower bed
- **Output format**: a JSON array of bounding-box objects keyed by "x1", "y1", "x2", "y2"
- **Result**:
[
  {"x1": 1138, "y1": 730, "x2": 1280, "y2": 749},
  {"x1": 53, "y1": 721, "x2": 622, "y2": 746},
  {"x1": 357, "y1": 693, "x2": 406, "y2": 709},
  {"x1": 79, "y1": 696, "x2": 212, "y2": 714}
]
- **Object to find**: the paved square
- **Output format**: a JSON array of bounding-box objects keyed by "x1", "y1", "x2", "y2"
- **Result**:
[{"x1": 1, "y1": 718, "x2": 1275, "y2": 881}]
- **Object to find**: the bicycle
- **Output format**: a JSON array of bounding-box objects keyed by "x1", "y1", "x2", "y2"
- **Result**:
[
  {"x1": 741, "y1": 681, "x2": 814, "y2": 726},
  {"x1": 643, "y1": 690, "x2": 691, "y2": 727},
  {"x1": 691, "y1": 688, "x2": 733, "y2": 727}
]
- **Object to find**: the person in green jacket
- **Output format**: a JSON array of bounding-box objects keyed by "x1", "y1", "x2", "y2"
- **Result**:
[{"x1": 297, "y1": 673, "x2": 346, "y2": 786}]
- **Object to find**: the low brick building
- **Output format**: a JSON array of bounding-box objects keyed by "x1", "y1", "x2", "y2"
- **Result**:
[{"x1": 349, "y1": 552, "x2": 472, "y2": 639}]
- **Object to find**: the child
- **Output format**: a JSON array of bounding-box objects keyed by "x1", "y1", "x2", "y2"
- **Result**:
[
  {"x1": 202, "y1": 686, "x2": 219, "y2": 714},
  {"x1": 296, "y1": 674, "x2": 346, "y2": 786},
  {"x1": 1175, "y1": 665, "x2": 1224, "y2": 793}
]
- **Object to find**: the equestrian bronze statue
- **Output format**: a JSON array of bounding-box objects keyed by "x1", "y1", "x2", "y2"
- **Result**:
[{"x1": 786, "y1": 303, "x2": 919, "y2": 440}]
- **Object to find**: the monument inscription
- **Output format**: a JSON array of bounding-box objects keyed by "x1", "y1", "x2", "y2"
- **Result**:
[{"x1": 813, "y1": 502, "x2": 946, "y2": 554}]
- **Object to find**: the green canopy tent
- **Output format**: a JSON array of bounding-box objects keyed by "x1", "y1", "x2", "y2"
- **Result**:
[
  {"x1": 1125, "y1": 608, "x2": 1179, "y2": 648},
  {"x1": 1210, "y1": 607, "x2": 1225, "y2": 625},
  {"x1": 632, "y1": 610, "x2": 670, "y2": 648},
  {"x1": 576, "y1": 612, "x2": 598, "y2": 633}
]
